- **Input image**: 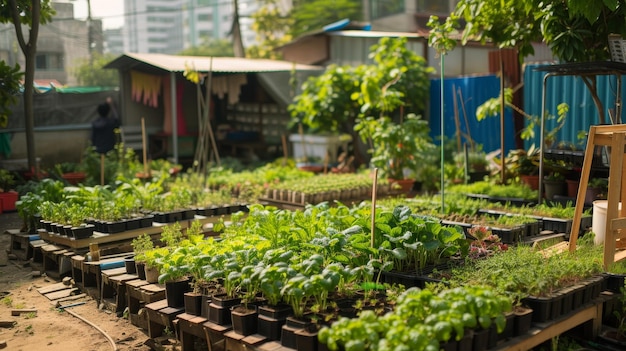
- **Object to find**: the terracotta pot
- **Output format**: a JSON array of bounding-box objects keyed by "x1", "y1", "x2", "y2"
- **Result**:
[
  {"x1": 388, "y1": 178, "x2": 415, "y2": 193},
  {"x1": 61, "y1": 172, "x2": 86, "y2": 185},
  {"x1": 566, "y1": 179, "x2": 580, "y2": 197},
  {"x1": 520, "y1": 175, "x2": 539, "y2": 190}
]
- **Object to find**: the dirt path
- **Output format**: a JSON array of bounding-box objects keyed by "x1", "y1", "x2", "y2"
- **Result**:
[{"x1": 0, "y1": 211, "x2": 154, "y2": 351}]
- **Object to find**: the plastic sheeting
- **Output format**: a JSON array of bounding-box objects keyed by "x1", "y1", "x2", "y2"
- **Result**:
[
  {"x1": 523, "y1": 63, "x2": 626, "y2": 149},
  {"x1": 429, "y1": 75, "x2": 516, "y2": 155},
  {"x1": 4, "y1": 89, "x2": 118, "y2": 131}
]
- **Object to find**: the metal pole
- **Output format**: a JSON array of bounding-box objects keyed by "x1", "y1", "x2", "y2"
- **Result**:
[
  {"x1": 539, "y1": 73, "x2": 553, "y2": 204},
  {"x1": 170, "y1": 72, "x2": 179, "y2": 164},
  {"x1": 87, "y1": 0, "x2": 92, "y2": 66},
  {"x1": 440, "y1": 54, "x2": 445, "y2": 213}
]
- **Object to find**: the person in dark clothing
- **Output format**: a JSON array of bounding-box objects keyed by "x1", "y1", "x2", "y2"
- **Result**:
[{"x1": 91, "y1": 98, "x2": 120, "y2": 154}]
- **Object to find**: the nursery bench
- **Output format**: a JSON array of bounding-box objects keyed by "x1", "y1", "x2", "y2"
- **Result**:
[
  {"x1": 100, "y1": 268, "x2": 134, "y2": 313},
  {"x1": 41, "y1": 244, "x2": 73, "y2": 279},
  {"x1": 145, "y1": 299, "x2": 183, "y2": 338},
  {"x1": 8, "y1": 230, "x2": 40, "y2": 261},
  {"x1": 127, "y1": 282, "x2": 166, "y2": 330},
  {"x1": 28, "y1": 238, "x2": 46, "y2": 264},
  {"x1": 224, "y1": 330, "x2": 266, "y2": 351},
  {"x1": 81, "y1": 257, "x2": 126, "y2": 299},
  {"x1": 203, "y1": 320, "x2": 232, "y2": 351},
  {"x1": 177, "y1": 313, "x2": 209, "y2": 351}
]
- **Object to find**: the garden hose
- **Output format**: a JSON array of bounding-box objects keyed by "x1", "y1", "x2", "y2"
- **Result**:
[{"x1": 63, "y1": 308, "x2": 118, "y2": 351}]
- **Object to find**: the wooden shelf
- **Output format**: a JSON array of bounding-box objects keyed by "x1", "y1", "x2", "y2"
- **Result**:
[{"x1": 495, "y1": 297, "x2": 607, "y2": 351}]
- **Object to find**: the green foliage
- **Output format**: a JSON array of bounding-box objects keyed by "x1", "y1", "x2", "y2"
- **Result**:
[
  {"x1": 0, "y1": 61, "x2": 22, "y2": 126},
  {"x1": 540, "y1": 0, "x2": 626, "y2": 62},
  {"x1": 72, "y1": 53, "x2": 119, "y2": 87},
  {"x1": 0, "y1": 168, "x2": 15, "y2": 191},
  {"x1": 0, "y1": 0, "x2": 55, "y2": 26},
  {"x1": 318, "y1": 286, "x2": 511, "y2": 351},
  {"x1": 289, "y1": 0, "x2": 362, "y2": 38},
  {"x1": 289, "y1": 37, "x2": 433, "y2": 135},
  {"x1": 289, "y1": 65, "x2": 363, "y2": 133},
  {"x1": 247, "y1": 0, "x2": 293, "y2": 59},
  {"x1": 427, "y1": 15, "x2": 459, "y2": 55},
  {"x1": 131, "y1": 234, "x2": 154, "y2": 262},
  {"x1": 178, "y1": 38, "x2": 234, "y2": 57}
]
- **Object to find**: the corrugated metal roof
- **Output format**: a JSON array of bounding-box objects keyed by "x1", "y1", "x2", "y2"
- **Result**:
[{"x1": 104, "y1": 53, "x2": 323, "y2": 73}]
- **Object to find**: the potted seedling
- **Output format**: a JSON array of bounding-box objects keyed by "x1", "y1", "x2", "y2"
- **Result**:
[
  {"x1": 0, "y1": 169, "x2": 18, "y2": 212},
  {"x1": 131, "y1": 233, "x2": 154, "y2": 280}
]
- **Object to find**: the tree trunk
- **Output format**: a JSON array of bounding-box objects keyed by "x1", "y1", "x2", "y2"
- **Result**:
[
  {"x1": 231, "y1": 0, "x2": 245, "y2": 57},
  {"x1": 9, "y1": 0, "x2": 42, "y2": 175},
  {"x1": 581, "y1": 76, "x2": 606, "y2": 124}
]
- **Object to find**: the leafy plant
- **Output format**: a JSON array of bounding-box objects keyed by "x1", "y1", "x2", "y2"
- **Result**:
[
  {"x1": 131, "y1": 234, "x2": 154, "y2": 263},
  {"x1": 355, "y1": 114, "x2": 437, "y2": 181}
]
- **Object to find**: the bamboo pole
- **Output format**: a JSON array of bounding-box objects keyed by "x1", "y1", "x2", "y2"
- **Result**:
[
  {"x1": 370, "y1": 168, "x2": 378, "y2": 249},
  {"x1": 100, "y1": 153, "x2": 104, "y2": 186},
  {"x1": 282, "y1": 134, "x2": 288, "y2": 166},
  {"x1": 141, "y1": 117, "x2": 148, "y2": 176}
]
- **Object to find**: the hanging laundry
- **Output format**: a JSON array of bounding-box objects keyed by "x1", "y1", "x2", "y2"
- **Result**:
[
  {"x1": 131, "y1": 70, "x2": 163, "y2": 108},
  {"x1": 212, "y1": 74, "x2": 247, "y2": 105}
]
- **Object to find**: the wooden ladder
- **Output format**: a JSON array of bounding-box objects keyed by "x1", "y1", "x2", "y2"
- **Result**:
[{"x1": 570, "y1": 124, "x2": 626, "y2": 268}]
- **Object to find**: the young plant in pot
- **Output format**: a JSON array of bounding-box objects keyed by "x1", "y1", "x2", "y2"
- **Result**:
[
  {"x1": 0, "y1": 169, "x2": 19, "y2": 212},
  {"x1": 257, "y1": 254, "x2": 297, "y2": 341},
  {"x1": 131, "y1": 233, "x2": 154, "y2": 279},
  {"x1": 586, "y1": 177, "x2": 608, "y2": 204},
  {"x1": 355, "y1": 113, "x2": 436, "y2": 194},
  {"x1": 205, "y1": 251, "x2": 247, "y2": 326},
  {"x1": 230, "y1": 262, "x2": 263, "y2": 336}
]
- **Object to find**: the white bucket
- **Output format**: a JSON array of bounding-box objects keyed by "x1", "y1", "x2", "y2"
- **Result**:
[{"x1": 592, "y1": 200, "x2": 622, "y2": 245}]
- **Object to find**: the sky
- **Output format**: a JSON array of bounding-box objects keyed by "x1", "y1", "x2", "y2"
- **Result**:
[{"x1": 72, "y1": 0, "x2": 125, "y2": 30}]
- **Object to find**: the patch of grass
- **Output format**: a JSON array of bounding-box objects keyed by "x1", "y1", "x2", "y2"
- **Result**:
[
  {"x1": 13, "y1": 302, "x2": 26, "y2": 309},
  {"x1": 1, "y1": 296, "x2": 12, "y2": 307},
  {"x1": 25, "y1": 324, "x2": 34, "y2": 335},
  {"x1": 24, "y1": 312, "x2": 37, "y2": 319}
]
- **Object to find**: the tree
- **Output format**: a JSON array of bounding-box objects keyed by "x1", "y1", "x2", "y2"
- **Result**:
[
  {"x1": 247, "y1": 0, "x2": 292, "y2": 59},
  {"x1": 289, "y1": 37, "x2": 433, "y2": 165},
  {"x1": 73, "y1": 53, "x2": 119, "y2": 87},
  {"x1": 540, "y1": 0, "x2": 626, "y2": 124},
  {"x1": 0, "y1": 0, "x2": 54, "y2": 173},
  {"x1": 290, "y1": 0, "x2": 361, "y2": 38},
  {"x1": 178, "y1": 38, "x2": 235, "y2": 57},
  {"x1": 248, "y1": 0, "x2": 361, "y2": 58},
  {"x1": 430, "y1": 0, "x2": 542, "y2": 183}
]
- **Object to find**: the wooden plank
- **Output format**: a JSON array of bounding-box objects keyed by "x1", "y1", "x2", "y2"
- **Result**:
[
  {"x1": 45, "y1": 288, "x2": 79, "y2": 300},
  {"x1": 495, "y1": 303, "x2": 598, "y2": 350},
  {"x1": 11, "y1": 309, "x2": 37, "y2": 316},
  {"x1": 50, "y1": 293, "x2": 87, "y2": 305},
  {"x1": 37, "y1": 282, "x2": 70, "y2": 295}
]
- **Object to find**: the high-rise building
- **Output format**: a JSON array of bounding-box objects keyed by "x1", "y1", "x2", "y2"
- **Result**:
[{"x1": 123, "y1": 0, "x2": 258, "y2": 54}]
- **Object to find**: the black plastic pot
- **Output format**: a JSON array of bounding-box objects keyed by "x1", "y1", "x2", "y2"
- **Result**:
[
  {"x1": 165, "y1": 278, "x2": 191, "y2": 308},
  {"x1": 523, "y1": 295, "x2": 552, "y2": 323},
  {"x1": 231, "y1": 305, "x2": 258, "y2": 336},
  {"x1": 124, "y1": 256, "x2": 136, "y2": 274},
  {"x1": 207, "y1": 294, "x2": 241, "y2": 325},
  {"x1": 184, "y1": 292, "x2": 203, "y2": 316}
]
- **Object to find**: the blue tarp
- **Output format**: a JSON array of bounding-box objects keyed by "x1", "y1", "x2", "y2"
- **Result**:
[
  {"x1": 523, "y1": 63, "x2": 626, "y2": 150},
  {"x1": 429, "y1": 75, "x2": 516, "y2": 155}
]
